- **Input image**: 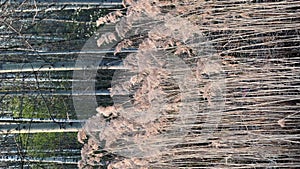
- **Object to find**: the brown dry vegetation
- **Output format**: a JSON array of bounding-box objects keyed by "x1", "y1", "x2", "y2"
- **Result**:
[{"x1": 78, "y1": 0, "x2": 299, "y2": 168}]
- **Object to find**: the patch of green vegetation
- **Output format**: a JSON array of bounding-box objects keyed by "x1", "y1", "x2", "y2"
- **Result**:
[
  {"x1": 25, "y1": 132, "x2": 81, "y2": 158},
  {"x1": 10, "y1": 95, "x2": 80, "y2": 160},
  {"x1": 10, "y1": 96, "x2": 74, "y2": 119},
  {"x1": 11, "y1": 96, "x2": 47, "y2": 118}
]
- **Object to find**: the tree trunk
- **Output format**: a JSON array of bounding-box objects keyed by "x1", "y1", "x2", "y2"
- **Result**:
[
  {"x1": 0, "y1": 121, "x2": 83, "y2": 134},
  {"x1": 0, "y1": 90, "x2": 110, "y2": 96},
  {"x1": 0, "y1": 117, "x2": 85, "y2": 123},
  {"x1": 0, "y1": 61, "x2": 125, "y2": 73},
  {"x1": 0, "y1": 155, "x2": 79, "y2": 165}
]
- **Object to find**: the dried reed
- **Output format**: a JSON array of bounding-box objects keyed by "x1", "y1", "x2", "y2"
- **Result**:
[{"x1": 78, "y1": 0, "x2": 300, "y2": 168}]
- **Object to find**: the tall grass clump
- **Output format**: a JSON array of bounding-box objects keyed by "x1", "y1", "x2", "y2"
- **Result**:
[{"x1": 78, "y1": 0, "x2": 300, "y2": 168}]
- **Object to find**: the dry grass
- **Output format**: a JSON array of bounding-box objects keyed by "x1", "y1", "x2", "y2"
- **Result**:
[{"x1": 78, "y1": 0, "x2": 300, "y2": 168}]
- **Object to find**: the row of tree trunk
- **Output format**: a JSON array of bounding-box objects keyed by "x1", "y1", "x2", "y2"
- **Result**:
[{"x1": 1, "y1": 0, "x2": 123, "y2": 167}]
